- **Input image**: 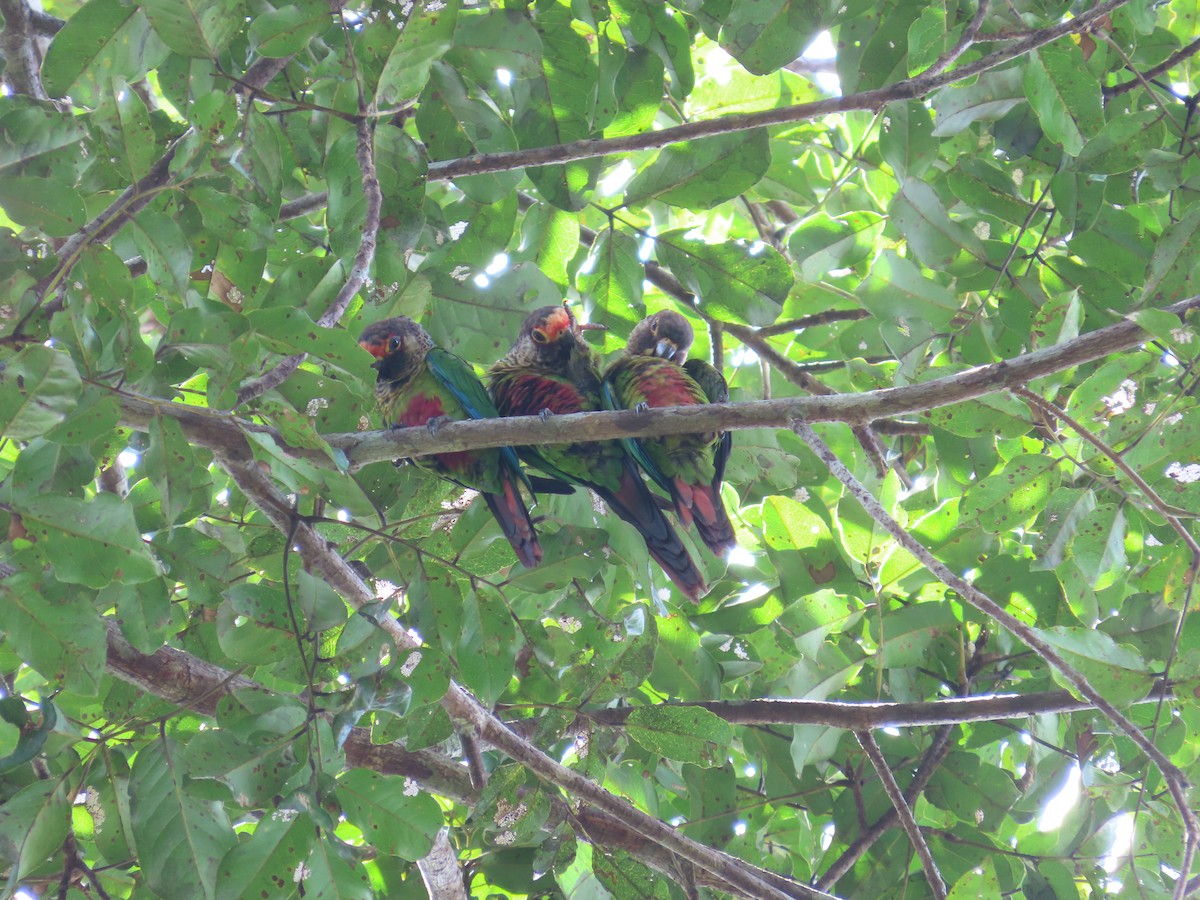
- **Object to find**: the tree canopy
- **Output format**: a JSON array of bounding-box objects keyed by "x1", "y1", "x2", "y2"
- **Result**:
[{"x1": 2, "y1": 0, "x2": 1200, "y2": 897}]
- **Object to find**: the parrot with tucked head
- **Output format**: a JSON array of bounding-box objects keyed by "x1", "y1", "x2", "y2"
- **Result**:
[
  {"x1": 602, "y1": 310, "x2": 736, "y2": 557},
  {"x1": 487, "y1": 304, "x2": 707, "y2": 601},
  {"x1": 359, "y1": 316, "x2": 542, "y2": 568}
]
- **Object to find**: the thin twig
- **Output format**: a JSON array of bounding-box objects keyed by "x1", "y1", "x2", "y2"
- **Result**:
[
  {"x1": 924, "y1": 0, "x2": 991, "y2": 78},
  {"x1": 856, "y1": 731, "x2": 947, "y2": 899},
  {"x1": 235, "y1": 119, "x2": 381, "y2": 405},
  {"x1": 426, "y1": 0, "x2": 1130, "y2": 181},
  {"x1": 1106, "y1": 35, "x2": 1200, "y2": 98},
  {"x1": 792, "y1": 421, "x2": 1199, "y2": 899}
]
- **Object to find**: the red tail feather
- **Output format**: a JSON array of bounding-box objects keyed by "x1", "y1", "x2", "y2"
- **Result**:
[
  {"x1": 599, "y1": 464, "x2": 706, "y2": 601},
  {"x1": 482, "y1": 475, "x2": 542, "y2": 568}
]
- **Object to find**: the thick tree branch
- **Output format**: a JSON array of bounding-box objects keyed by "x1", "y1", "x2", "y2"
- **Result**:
[
  {"x1": 793, "y1": 421, "x2": 1199, "y2": 899},
  {"x1": 210, "y1": 444, "x2": 826, "y2": 900},
  {"x1": 325, "y1": 294, "x2": 1200, "y2": 467},
  {"x1": 103, "y1": 619, "x2": 478, "y2": 802},
  {"x1": 102, "y1": 614, "x2": 828, "y2": 897},
  {"x1": 0, "y1": 0, "x2": 49, "y2": 99},
  {"x1": 416, "y1": 829, "x2": 467, "y2": 900},
  {"x1": 102, "y1": 294, "x2": 1200, "y2": 472},
  {"x1": 426, "y1": 0, "x2": 1128, "y2": 181},
  {"x1": 583, "y1": 688, "x2": 1169, "y2": 730}
]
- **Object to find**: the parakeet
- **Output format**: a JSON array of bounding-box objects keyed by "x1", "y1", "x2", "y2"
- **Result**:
[
  {"x1": 603, "y1": 310, "x2": 736, "y2": 557},
  {"x1": 359, "y1": 317, "x2": 542, "y2": 568},
  {"x1": 487, "y1": 304, "x2": 707, "y2": 601}
]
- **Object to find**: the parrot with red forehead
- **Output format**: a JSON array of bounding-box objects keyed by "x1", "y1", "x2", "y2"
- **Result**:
[
  {"x1": 602, "y1": 310, "x2": 736, "y2": 557},
  {"x1": 487, "y1": 304, "x2": 707, "y2": 600},
  {"x1": 359, "y1": 316, "x2": 542, "y2": 568}
]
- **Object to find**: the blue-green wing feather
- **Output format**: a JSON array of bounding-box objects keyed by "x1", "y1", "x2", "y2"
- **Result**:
[
  {"x1": 682, "y1": 358, "x2": 731, "y2": 485},
  {"x1": 601, "y1": 366, "x2": 673, "y2": 495},
  {"x1": 426, "y1": 348, "x2": 531, "y2": 492}
]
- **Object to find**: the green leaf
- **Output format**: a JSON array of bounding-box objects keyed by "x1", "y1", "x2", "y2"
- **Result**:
[
  {"x1": 578, "y1": 227, "x2": 644, "y2": 350},
  {"x1": 0, "y1": 701, "x2": 55, "y2": 775},
  {"x1": 656, "y1": 230, "x2": 793, "y2": 326},
  {"x1": 337, "y1": 770, "x2": 442, "y2": 860},
  {"x1": 129, "y1": 741, "x2": 236, "y2": 900},
  {"x1": 415, "y1": 62, "x2": 520, "y2": 204},
  {"x1": 247, "y1": 308, "x2": 370, "y2": 379},
  {"x1": 41, "y1": 0, "x2": 168, "y2": 103},
  {"x1": 247, "y1": 1, "x2": 328, "y2": 58},
  {"x1": 889, "y1": 178, "x2": 985, "y2": 267},
  {"x1": 0, "y1": 781, "x2": 70, "y2": 880},
  {"x1": 960, "y1": 455, "x2": 1060, "y2": 534},
  {"x1": 907, "y1": 6, "x2": 948, "y2": 75},
  {"x1": 1038, "y1": 626, "x2": 1153, "y2": 707},
  {"x1": 0, "y1": 175, "x2": 87, "y2": 237},
  {"x1": 217, "y1": 583, "x2": 297, "y2": 664},
  {"x1": 0, "y1": 571, "x2": 107, "y2": 694},
  {"x1": 872, "y1": 602, "x2": 958, "y2": 669},
  {"x1": 145, "y1": 415, "x2": 211, "y2": 526},
  {"x1": 624, "y1": 130, "x2": 771, "y2": 209},
  {"x1": 94, "y1": 78, "x2": 158, "y2": 181},
  {"x1": 948, "y1": 856, "x2": 1000, "y2": 900},
  {"x1": 129, "y1": 209, "x2": 194, "y2": 294},
  {"x1": 457, "y1": 584, "x2": 516, "y2": 706},
  {"x1": 1069, "y1": 504, "x2": 1126, "y2": 589},
  {"x1": 217, "y1": 813, "x2": 314, "y2": 900},
  {"x1": 18, "y1": 492, "x2": 160, "y2": 586},
  {"x1": 0, "y1": 345, "x2": 82, "y2": 440},
  {"x1": 788, "y1": 211, "x2": 884, "y2": 281},
  {"x1": 376, "y1": 0, "x2": 459, "y2": 106},
  {"x1": 1024, "y1": 44, "x2": 1103, "y2": 157},
  {"x1": 139, "y1": 0, "x2": 246, "y2": 59},
  {"x1": 1074, "y1": 109, "x2": 1167, "y2": 175},
  {"x1": 718, "y1": 0, "x2": 836, "y2": 75},
  {"x1": 1140, "y1": 207, "x2": 1200, "y2": 306},
  {"x1": 857, "y1": 250, "x2": 959, "y2": 330},
  {"x1": 926, "y1": 751, "x2": 1019, "y2": 831},
  {"x1": 606, "y1": 46, "x2": 665, "y2": 137},
  {"x1": 927, "y1": 391, "x2": 1032, "y2": 439},
  {"x1": 931, "y1": 69, "x2": 1024, "y2": 137},
  {"x1": 626, "y1": 706, "x2": 732, "y2": 767}
]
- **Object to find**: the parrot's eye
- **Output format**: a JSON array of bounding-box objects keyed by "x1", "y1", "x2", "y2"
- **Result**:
[
  {"x1": 388, "y1": 336, "x2": 402, "y2": 353},
  {"x1": 650, "y1": 320, "x2": 659, "y2": 334},
  {"x1": 531, "y1": 329, "x2": 548, "y2": 344}
]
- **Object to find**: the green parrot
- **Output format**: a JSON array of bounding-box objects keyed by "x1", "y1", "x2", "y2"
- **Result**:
[
  {"x1": 487, "y1": 304, "x2": 708, "y2": 601},
  {"x1": 359, "y1": 316, "x2": 542, "y2": 568},
  {"x1": 602, "y1": 310, "x2": 736, "y2": 557}
]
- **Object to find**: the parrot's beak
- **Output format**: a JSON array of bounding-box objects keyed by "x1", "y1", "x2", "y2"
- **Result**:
[{"x1": 655, "y1": 339, "x2": 678, "y2": 360}]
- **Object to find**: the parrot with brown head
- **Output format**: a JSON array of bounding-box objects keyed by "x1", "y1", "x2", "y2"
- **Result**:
[
  {"x1": 603, "y1": 310, "x2": 736, "y2": 557},
  {"x1": 487, "y1": 304, "x2": 707, "y2": 600},
  {"x1": 359, "y1": 316, "x2": 542, "y2": 568}
]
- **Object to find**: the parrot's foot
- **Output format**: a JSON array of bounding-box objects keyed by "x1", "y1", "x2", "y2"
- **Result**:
[
  {"x1": 426, "y1": 415, "x2": 451, "y2": 436},
  {"x1": 538, "y1": 408, "x2": 556, "y2": 422},
  {"x1": 634, "y1": 401, "x2": 649, "y2": 414}
]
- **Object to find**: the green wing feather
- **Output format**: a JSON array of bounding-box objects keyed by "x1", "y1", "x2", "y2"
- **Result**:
[
  {"x1": 683, "y1": 358, "x2": 731, "y2": 485},
  {"x1": 426, "y1": 348, "x2": 533, "y2": 494},
  {"x1": 601, "y1": 362, "x2": 673, "y2": 495}
]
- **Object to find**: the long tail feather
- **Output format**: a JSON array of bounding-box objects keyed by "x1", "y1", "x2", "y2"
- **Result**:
[
  {"x1": 691, "y1": 485, "x2": 737, "y2": 557},
  {"x1": 482, "y1": 475, "x2": 542, "y2": 568},
  {"x1": 598, "y1": 463, "x2": 706, "y2": 601}
]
